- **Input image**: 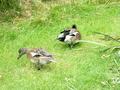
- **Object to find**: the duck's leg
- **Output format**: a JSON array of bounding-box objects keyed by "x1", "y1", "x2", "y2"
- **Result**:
[
  {"x1": 36, "y1": 60, "x2": 41, "y2": 70},
  {"x1": 68, "y1": 44, "x2": 71, "y2": 48},
  {"x1": 69, "y1": 43, "x2": 74, "y2": 49},
  {"x1": 37, "y1": 64, "x2": 44, "y2": 70},
  {"x1": 37, "y1": 65, "x2": 41, "y2": 70},
  {"x1": 70, "y1": 44, "x2": 73, "y2": 48},
  {"x1": 41, "y1": 64, "x2": 44, "y2": 68},
  {"x1": 68, "y1": 44, "x2": 72, "y2": 48}
]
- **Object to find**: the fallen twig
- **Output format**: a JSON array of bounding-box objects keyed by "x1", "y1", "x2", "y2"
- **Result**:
[{"x1": 94, "y1": 32, "x2": 120, "y2": 43}]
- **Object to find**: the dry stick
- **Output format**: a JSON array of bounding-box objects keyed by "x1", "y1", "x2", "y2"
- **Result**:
[
  {"x1": 94, "y1": 32, "x2": 120, "y2": 43},
  {"x1": 94, "y1": 31, "x2": 120, "y2": 52},
  {"x1": 102, "y1": 46, "x2": 120, "y2": 53}
]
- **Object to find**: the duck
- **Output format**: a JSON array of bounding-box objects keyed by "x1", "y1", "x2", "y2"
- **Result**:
[
  {"x1": 17, "y1": 48, "x2": 56, "y2": 70},
  {"x1": 57, "y1": 24, "x2": 81, "y2": 48}
]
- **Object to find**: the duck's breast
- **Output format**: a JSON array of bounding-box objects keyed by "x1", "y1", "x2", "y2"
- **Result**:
[
  {"x1": 27, "y1": 52, "x2": 40, "y2": 63},
  {"x1": 64, "y1": 35, "x2": 73, "y2": 43}
]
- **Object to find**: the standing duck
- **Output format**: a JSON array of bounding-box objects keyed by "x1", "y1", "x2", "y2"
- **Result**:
[
  {"x1": 57, "y1": 24, "x2": 81, "y2": 48},
  {"x1": 17, "y1": 48, "x2": 56, "y2": 70}
]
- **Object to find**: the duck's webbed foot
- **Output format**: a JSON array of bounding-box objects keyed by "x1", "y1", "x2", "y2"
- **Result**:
[
  {"x1": 36, "y1": 64, "x2": 44, "y2": 70},
  {"x1": 37, "y1": 67, "x2": 41, "y2": 70}
]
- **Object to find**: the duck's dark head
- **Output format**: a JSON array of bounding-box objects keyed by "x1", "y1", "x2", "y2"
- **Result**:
[
  {"x1": 17, "y1": 48, "x2": 28, "y2": 59},
  {"x1": 72, "y1": 24, "x2": 77, "y2": 29}
]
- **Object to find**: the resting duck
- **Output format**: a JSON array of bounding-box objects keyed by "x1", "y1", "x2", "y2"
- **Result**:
[
  {"x1": 17, "y1": 48, "x2": 56, "y2": 70},
  {"x1": 57, "y1": 24, "x2": 81, "y2": 48}
]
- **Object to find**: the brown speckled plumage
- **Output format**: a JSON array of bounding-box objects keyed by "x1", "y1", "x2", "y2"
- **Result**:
[{"x1": 17, "y1": 48, "x2": 55, "y2": 70}]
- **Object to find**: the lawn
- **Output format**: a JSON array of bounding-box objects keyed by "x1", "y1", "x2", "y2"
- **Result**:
[{"x1": 0, "y1": 1, "x2": 120, "y2": 90}]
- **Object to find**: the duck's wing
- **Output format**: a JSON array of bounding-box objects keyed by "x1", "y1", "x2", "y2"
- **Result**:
[
  {"x1": 39, "y1": 56, "x2": 56, "y2": 64},
  {"x1": 34, "y1": 48, "x2": 53, "y2": 57},
  {"x1": 30, "y1": 52, "x2": 42, "y2": 57},
  {"x1": 40, "y1": 50, "x2": 53, "y2": 57},
  {"x1": 57, "y1": 29, "x2": 70, "y2": 42}
]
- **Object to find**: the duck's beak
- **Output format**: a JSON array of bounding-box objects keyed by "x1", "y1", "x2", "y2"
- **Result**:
[
  {"x1": 56, "y1": 38, "x2": 58, "y2": 40},
  {"x1": 17, "y1": 53, "x2": 24, "y2": 59}
]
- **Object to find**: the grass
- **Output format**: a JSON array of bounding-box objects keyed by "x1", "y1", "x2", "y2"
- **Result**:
[{"x1": 0, "y1": 1, "x2": 120, "y2": 90}]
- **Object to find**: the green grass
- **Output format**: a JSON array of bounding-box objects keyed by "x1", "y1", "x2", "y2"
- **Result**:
[{"x1": 0, "y1": 2, "x2": 120, "y2": 90}]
